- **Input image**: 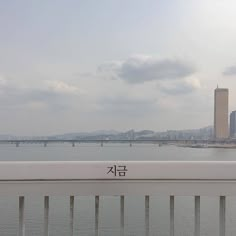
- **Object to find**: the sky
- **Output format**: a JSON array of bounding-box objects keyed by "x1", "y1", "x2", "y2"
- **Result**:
[{"x1": 1, "y1": 0, "x2": 236, "y2": 135}]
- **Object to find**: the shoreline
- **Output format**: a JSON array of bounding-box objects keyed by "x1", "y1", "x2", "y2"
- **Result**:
[{"x1": 179, "y1": 144, "x2": 236, "y2": 149}]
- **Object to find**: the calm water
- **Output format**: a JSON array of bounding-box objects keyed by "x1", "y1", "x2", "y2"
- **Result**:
[{"x1": 0, "y1": 143, "x2": 236, "y2": 236}]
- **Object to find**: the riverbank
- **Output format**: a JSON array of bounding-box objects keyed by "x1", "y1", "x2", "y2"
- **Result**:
[{"x1": 180, "y1": 143, "x2": 236, "y2": 149}]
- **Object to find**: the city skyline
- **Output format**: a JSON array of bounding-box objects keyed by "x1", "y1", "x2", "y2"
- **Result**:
[{"x1": 1, "y1": 1, "x2": 236, "y2": 135}]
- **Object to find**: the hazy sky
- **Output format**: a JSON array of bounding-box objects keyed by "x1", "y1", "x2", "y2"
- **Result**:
[{"x1": 1, "y1": 0, "x2": 236, "y2": 135}]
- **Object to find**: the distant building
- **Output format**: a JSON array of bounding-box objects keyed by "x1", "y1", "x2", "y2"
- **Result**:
[
  {"x1": 214, "y1": 87, "x2": 229, "y2": 139},
  {"x1": 230, "y1": 111, "x2": 236, "y2": 138}
]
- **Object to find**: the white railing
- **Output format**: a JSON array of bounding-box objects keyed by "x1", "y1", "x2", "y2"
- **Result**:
[{"x1": 0, "y1": 161, "x2": 236, "y2": 236}]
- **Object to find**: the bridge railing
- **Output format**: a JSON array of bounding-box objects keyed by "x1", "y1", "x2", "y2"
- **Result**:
[{"x1": 0, "y1": 161, "x2": 236, "y2": 236}]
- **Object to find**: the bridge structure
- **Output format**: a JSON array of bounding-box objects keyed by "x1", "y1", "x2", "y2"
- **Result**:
[
  {"x1": 0, "y1": 138, "x2": 236, "y2": 147},
  {"x1": 0, "y1": 161, "x2": 235, "y2": 236}
]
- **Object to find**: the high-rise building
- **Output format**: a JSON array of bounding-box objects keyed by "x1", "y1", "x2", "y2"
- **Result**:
[
  {"x1": 214, "y1": 87, "x2": 229, "y2": 139},
  {"x1": 230, "y1": 111, "x2": 236, "y2": 138}
]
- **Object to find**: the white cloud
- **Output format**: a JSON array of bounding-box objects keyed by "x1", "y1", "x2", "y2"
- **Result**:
[
  {"x1": 185, "y1": 78, "x2": 201, "y2": 89},
  {"x1": 46, "y1": 80, "x2": 83, "y2": 94},
  {"x1": 0, "y1": 76, "x2": 86, "y2": 112},
  {"x1": 158, "y1": 77, "x2": 201, "y2": 95}
]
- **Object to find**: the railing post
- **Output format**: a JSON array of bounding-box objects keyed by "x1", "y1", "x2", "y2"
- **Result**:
[
  {"x1": 70, "y1": 196, "x2": 74, "y2": 236},
  {"x1": 19, "y1": 196, "x2": 25, "y2": 236},
  {"x1": 194, "y1": 196, "x2": 200, "y2": 236},
  {"x1": 44, "y1": 196, "x2": 49, "y2": 236},
  {"x1": 219, "y1": 196, "x2": 226, "y2": 236},
  {"x1": 145, "y1": 195, "x2": 150, "y2": 236},
  {"x1": 120, "y1": 196, "x2": 124, "y2": 236},
  {"x1": 170, "y1": 196, "x2": 174, "y2": 236},
  {"x1": 95, "y1": 196, "x2": 99, "y2": 236}
]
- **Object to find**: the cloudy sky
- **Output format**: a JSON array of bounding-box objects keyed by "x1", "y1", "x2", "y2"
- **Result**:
[{"x1": 1, "y1": 0, "x2": 236, "y2": 135}]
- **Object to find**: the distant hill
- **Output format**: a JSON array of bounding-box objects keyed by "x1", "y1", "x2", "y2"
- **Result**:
[
  {"x1": 0, "y1": 126, "x2": 213, "y2": 140},
  {"x1": 47, "y1": 126, "x2": 213, "y2": 140}
]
